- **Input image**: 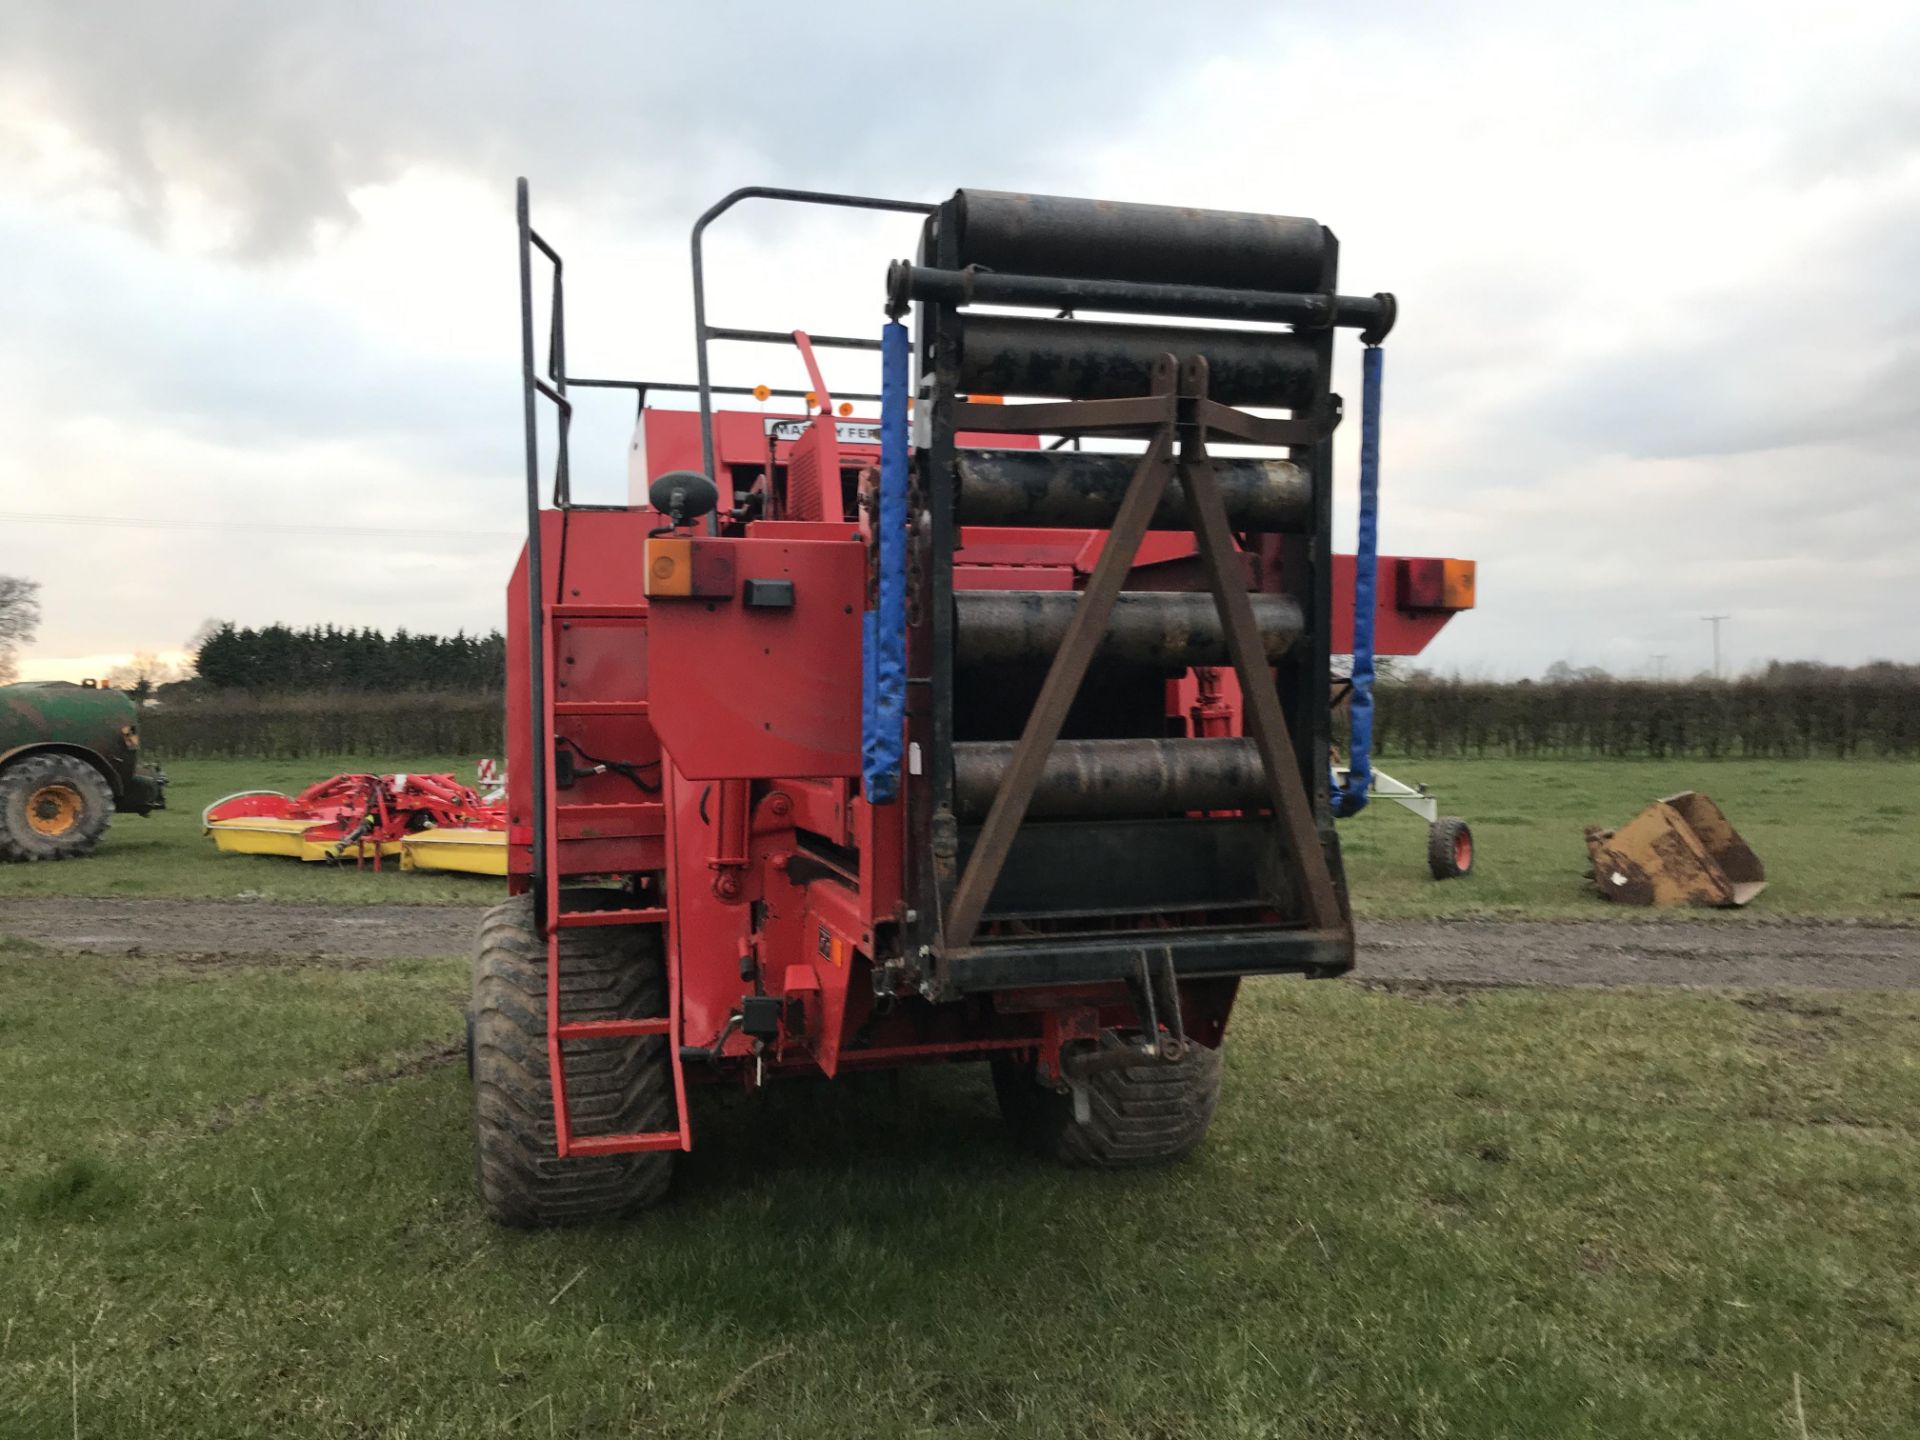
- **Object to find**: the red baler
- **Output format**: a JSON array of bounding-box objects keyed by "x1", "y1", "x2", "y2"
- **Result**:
[{"x1": 471, "y1": 183, "x2": 1473, "y2": 1224}]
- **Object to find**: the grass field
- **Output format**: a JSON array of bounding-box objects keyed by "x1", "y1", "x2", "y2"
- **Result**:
[
  {"x1": 0, "y1": 755, "x2": 486, "y2": 906},
  {"x1": 2, "y1": 935, "x2": 1918, "y2": 1437},
  {"x1": 3, "y1": 754, "x2": 1915, "y2": 921},
  {"x1": 1343, "y1": 757, "x2": 1920, "y2": 921}
]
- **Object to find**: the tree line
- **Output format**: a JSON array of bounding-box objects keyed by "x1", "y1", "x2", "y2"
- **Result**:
[
  {"x1": 1358, "y1": 662, "x2": 1920, "y2": 760},
  {"x1": 192, "y1": 623, "x2": 505, "y2": 693}
]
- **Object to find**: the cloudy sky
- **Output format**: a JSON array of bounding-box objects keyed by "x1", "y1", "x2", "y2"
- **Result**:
[{"x1": 2, "y1": 1, "x2": 1916, "y2": 682}]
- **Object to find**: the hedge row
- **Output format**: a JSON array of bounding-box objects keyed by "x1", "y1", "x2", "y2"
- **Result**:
[
  {"x1": 143, "y1": 677, "x2": 1919, "y2": 762},
  {"x1": 143, "y1": 692, "x2": 503, "y2": 760},
  {"x1": 1354, "y1": 677, "x2": 1920, "y2": 759}
]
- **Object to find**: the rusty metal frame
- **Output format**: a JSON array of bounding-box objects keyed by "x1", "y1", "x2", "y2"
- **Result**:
[
  {"x1": 1176, "y1": 359, "x2": 1342, "y2": 931},
  {"x1": 942, "y1": 362, "x2": 1179, "y2": 948},
  {"x1": 940, "y1": 356, "x2": 1343, "y2": 951}
]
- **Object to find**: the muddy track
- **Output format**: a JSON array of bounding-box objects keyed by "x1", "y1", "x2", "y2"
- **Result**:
[
  {"x1": 0, "y1": 897, "x2": 483, "y2": 963},
  {"x1": 1, "y1": 897, "x2": 1916, "y2": 990}
]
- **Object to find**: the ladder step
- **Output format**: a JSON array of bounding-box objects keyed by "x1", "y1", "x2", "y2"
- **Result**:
[
  {"x1": 556, "y1": 907, "x2": 668, "y2": 928},
  {"x1": 550, "y1": 604, "x2": 648, "y2": 620},
  {"x1": 565, "y1": 1130, "x2": 684, "y2": 1157},
  {"x1": 553, "y1": 700, "x2": 649, "y2": 716},
  {"x1": 555, "y1": 1017, "x2": 670, "y2": 1040}
]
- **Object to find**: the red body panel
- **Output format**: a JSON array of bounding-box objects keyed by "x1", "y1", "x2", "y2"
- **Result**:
[
  {"x1": 505, "y1": 510, "x2": 667, "y2": 883},
  {"x1": 507, "y1": 406, "x2": 1472, "y2": 1124},
  {"x1": 1330, "y1": 555, "x2": 1473, "y2": 656},
  {"x1": 648, "y1": 534, "x2": 866, "y2": 779}
]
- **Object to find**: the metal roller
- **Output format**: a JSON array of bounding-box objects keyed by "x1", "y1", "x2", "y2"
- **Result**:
[
  {"x1": 888, "y1": 260, "x2": 1395, "y2": 340},
  {"x1": 952, "y1": 737, "x2": 1265, "y2": 820},
  {"x1": 951, "y1": 189, "x2": 1328, "y2": 294},
  {"x1": 956, "y1": 314, "x2": 1318, "y2": 409},
  {"x1": 955, "y1": 591, "x2": 1303, "y2": 669},
  {"x1": 956, "y1": 450, "x2": 1310, "y2": 532}
]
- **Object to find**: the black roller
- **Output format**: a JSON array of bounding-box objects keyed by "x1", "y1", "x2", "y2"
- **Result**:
[
  {"x1": 888, "y1": 260, "x2": 1394, "y2": 339},
  {"x1": 952, "y1": 737, "x2": 1265, "y2": 820},
  {"x1": 956, "y1": 591, "x2": 1303, "y2": 669},
  {"x1": 957, "y1": 315, "x2": 1319, "y2": 409},
  {"x1": 952, "y1": 190, "x2": 1328, "y2": 294},
  {"x1": 957, "y1": 450, "x2": 1309, "y2": 532}
]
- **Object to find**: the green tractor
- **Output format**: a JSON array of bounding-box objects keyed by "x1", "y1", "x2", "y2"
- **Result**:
[{"x1": 0, "y1": 681, "x2": 167, "y2": 862}]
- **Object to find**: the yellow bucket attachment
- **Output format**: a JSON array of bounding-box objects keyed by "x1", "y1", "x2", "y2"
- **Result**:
[{"x1": 1585, "y1": 791, "x2": 1765, "y2": 907}]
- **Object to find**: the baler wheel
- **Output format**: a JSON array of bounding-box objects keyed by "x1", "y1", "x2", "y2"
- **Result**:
[
  {"x1": 1427, "y1": 816, "x2": 1474, "y2": 880},
  {"x1": 992, "y1": 1031, "x2": 1224, "y2": 1168},
  {"x1": 0, "y1": 752, "x2": 114, "y2": 862},
  {"x1": 470, "y1": 891, "x2": 673, "y2": 1226}
]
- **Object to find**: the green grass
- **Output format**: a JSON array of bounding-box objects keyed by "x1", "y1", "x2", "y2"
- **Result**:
[
  {"x1": 3, "y1": 936, "x2": 1918, "y2": 1437},
  {"x1": 5, "y1": 755, "x2": 1916, "y2": 922},
  {"x1": 1343, "y1": 758, "x2": 1920, "y2": 920},
  {"x1": 0, "y1": 755, "x2": 497, "y2": 906}
]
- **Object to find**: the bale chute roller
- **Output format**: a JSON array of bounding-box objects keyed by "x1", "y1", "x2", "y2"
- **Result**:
[
  {"x1": 481, "y1": 180, "x2": 1471, "y2": 1226},
  {"x1": 901, "y1": 187, "x2": 1385, "y2": 973}
]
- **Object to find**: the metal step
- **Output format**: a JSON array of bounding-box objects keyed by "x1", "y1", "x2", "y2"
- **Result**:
[
  {"x1": 555, "y1": 906, "x2": 668, "y2": 929},
  {"x1": 552, "y1": 700, "x2": 649, "y2": 716},
  {"x1": 554, "y1": 1017, "x2": 670, "y2": 1040},
  {"x1": 565, "y1": 1130, "x2": 684, "y2": 1157},
  {"x1": 550, "y1": 603, "x2": 647, "y2": 620}
]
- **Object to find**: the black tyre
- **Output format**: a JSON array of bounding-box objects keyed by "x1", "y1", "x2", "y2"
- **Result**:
[
  {"x1": 992, "y1": 1030, "x2": 1224, "y2": 1168},
  {"x1": 1427, "y1": 815, "x2": 1474, "y2": 880},
  {"x1": 470, "y1": 891, "x2": 674, "y2": 1226},
  {"x1": 0, "y1": 752, "x2": 114, "y2": 863}
]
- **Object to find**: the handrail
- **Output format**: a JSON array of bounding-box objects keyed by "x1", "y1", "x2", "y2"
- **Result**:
[
  {"x1": 515, "y1": 178, "x2": 550, "y2": 888},
  {"x1": 517, "y1": 179, "x2": 925, "y2": 883},
  {"x1": 688, "y1": 187, "x2": 936, "y2": 518},
  {"x1": 568, "y1": 377, "x2": 884, "y2": 405}
]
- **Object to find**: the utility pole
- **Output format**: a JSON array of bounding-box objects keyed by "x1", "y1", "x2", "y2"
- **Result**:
[
  {"x1": 1702, "y1": 615, "x2": 1729, "y2": 679},
  {"x1": 1652, "y1": 653, "x2": 1668, "y2": 681}
]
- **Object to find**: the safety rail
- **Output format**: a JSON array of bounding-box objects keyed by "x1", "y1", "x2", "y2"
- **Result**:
[
  {"x1": 514, "y1": 179, "x2": 933, "y2": 1161},
  {"x1": 684, "y1": 186, "x2": 936, "y2": 497},
  {"x1": 515, "y1": 178, "x2": 929, "y2": 887}
]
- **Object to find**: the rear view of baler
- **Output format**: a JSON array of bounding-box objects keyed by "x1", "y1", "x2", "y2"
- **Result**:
[
  {"x1": 893, "y1": 190, "x2": 1384, "y2": 987},
  {"x1": 471, "y1": 182, "x2": 1466, "y2": 1226}
]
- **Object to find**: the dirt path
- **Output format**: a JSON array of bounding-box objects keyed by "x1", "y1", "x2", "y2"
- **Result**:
[
  {"x1": 1354, "y1": 918, "x2": 1917, "y2": 991},
  {"x1": 1, "y1": 897, "x2": 1915, "y2": 989},
  {"x1": 0, "y1": 897, "x2": 483, "y2": 963}
]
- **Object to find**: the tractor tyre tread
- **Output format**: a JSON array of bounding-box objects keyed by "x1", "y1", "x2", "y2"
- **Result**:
[
  {"x1": 0, "y1": 752, "x2": 115, "y2": 863},
  {"x1": 470, "y1": 891, "x2": 673, "y2": 1227},
  {"x1": 1428, "y1": 815, "x2": 1474, "y2": 880},
  {"x1": 993, "y1": 1031, "x2": 1224, "y2": 1169}
]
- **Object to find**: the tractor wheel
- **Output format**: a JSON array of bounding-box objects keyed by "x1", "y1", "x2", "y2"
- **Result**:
[
  {"x1": 1427, "y1": 816, "x2": 1474, "y2": 880},
  {"x1": 992, "y1": 1030, "x2": 1224, "y2": 1168},
  {"x1": 0, "y1": 753, "x2": 114, "y2": 863},
  {"x1": 470, "y1": 891, "x2": 674, "y2": 1227}
]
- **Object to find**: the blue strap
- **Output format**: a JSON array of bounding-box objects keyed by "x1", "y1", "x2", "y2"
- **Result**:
[
  {"x1": 1331, "y1": 344, "x2": 1382, "y2": 818},
  {"x1": 862, "y1": 322, "x2": 910, "y2": 803}
]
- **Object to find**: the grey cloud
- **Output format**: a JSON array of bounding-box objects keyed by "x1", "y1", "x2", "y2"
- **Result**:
[
  {"x1": 1507, "y1": 183, "x2": 1920, "y2": 463},
  {"x1": 1538, "y1": 338, "x2": 1920, "y2": 462},
  {"x1": 3, "y1": 1, "x2": 1263, "y2": 259},
  {"x1": 0, "y1": 200, "x2": 514, "y2": 473}
]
